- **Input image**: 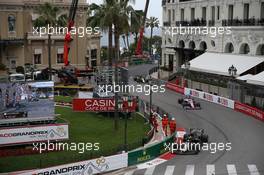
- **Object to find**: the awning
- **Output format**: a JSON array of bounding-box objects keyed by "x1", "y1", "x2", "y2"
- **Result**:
[
  {"x1": 181, "y1": 52, "x2": 264, "y2": 76},
  {"x1": 236, "y1": 74, "x2": 253, "y2": 81},
  {"x1": 247, "y1": 71, "x2": 264, "y2": 86}
]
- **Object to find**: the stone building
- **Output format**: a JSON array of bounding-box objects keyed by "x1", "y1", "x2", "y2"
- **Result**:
[
  {"x1": 0, "y1": 0, "x2": 101, "y2": 72},
  {"x1": 162, "y1": 0, "x2": 264, "y2": 72}
]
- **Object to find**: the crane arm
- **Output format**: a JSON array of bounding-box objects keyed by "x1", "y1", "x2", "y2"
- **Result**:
[{"x1": 63, "y1": 0, "x2": 79, "y2": 66}]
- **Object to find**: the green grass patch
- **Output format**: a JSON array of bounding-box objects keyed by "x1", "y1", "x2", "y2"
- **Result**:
[
  {"x1": 54, "y1": 96, "x2": 73, "y2": 103},
  {"x1": 0, "y1": 106, "x2": 150, "y2": 173}
]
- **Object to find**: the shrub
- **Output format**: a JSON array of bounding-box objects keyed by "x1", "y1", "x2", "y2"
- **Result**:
[{"x1": 16, "y1": 66, "x2": 25, "y2": 74}]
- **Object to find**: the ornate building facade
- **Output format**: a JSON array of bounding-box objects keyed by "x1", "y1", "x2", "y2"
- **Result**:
[
  {"x1": 162, "y1": 0, "x2": 264, "y2": 72},
  {"x1": 0, "y1": 0, "x2": 101, "y2": 72}
]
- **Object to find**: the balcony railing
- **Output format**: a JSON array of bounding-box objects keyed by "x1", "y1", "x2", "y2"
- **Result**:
[
  {"x1": 163, "y1": 21, "x2": 171, "y2": 27},
  {"x1": 176, "y1": 19, "x2": 207, "y2": 26},
  {"x1": 222, "y1": 18, "x2": 264, "y2": 26}
]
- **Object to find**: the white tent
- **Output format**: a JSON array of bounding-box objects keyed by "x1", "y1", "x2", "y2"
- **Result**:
[
  {"x1": 182, "y1": 52, "x2": 264, "y2": 76},
  {"x1": 247, "y1": 71, "x2": 264, "y2": 86}
]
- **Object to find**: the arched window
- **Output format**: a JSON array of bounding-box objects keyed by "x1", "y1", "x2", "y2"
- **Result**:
[
  {"x1": 178, "y1": 40, "x2": 185, "y2": 48},
  {"x1": 8, "y1": 15, "x2": 16, "y2": 32},
  {"x1": 189, "y1": 41, "x2": 195, "y2": 49},
  {"x1": 199, "y1": 41, "x2": 207, "y2": 51},
  {"x1": 239, "y1": 43, "x2": 250, "y2": 54},
  {"x1": 225, "y1": 43, "x2": 234, "y2": 53},
  {"x1": 256, "y1": 44, "x2": 264, "y2": 55}
]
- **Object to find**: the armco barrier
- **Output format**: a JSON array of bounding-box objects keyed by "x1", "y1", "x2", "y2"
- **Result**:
[
  {"x1": 128, "y1": 135, "x2": 174, "y2": 166},
  {"x1": 165, "y1": 82, "x2": 185, "y2": 94},
  {"x1": 235, "y1": 102, "x2": 264, "y2": 122},
  {"x1": 12, "y1": 153, "x2": 128, "y2": 175},
  {"x1": 184, "y1": 88, "x2": 235, "y2": 109},
  {"x1": 166, "y1": 81, "x2": 264, "y2": 122}
]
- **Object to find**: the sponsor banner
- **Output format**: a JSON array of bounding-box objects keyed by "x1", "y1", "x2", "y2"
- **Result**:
[
  {"x1": 184, "y1": 88, "x2": 235, "y2": 109},
  {"x1": 234, "y1": 102, "x2": 264, "y2": 122},
  {"x1": 128, "y1": 135, "x2": 174, "y2": 166},
  {"x1": 13, "y1": 153, "x2": 128, "y2": 175},
  {"x1": 73, "y1": 98, "x2": 136, "y2": 112},
  {"x1": 0, "y1": 124, "x2": 68, "y2": 146},
  {"x1": 165, "y1": 82, "x2": 184, "y2": 94}
]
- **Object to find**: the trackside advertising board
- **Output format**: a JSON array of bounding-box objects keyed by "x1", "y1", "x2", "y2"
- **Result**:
[
  {"x1": 184, "y1": 88, "x2": 235, "y2": 109},
  {"x1": 73, "y1": 98, "x2": 137, "y2": 112},
  {"x1": 165, "y1": 82, "x2": 184, "y2": 94},
  {"x1": 0, "y1": 124, "x2": 69, "y2": 146},
  {"x1": 128, "y1": 135, "x2": 174, "y2": 166},
  {"x1": 235, "y1": 102, "x2": 264, "y2": 122},
  {"x1": 14, "y1": 153, "x2": 128, "y2": 175}
]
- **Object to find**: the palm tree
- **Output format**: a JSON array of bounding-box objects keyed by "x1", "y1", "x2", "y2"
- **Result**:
[
  {"x1": 34, "y1": 3, "x2": 66, "y2": 80},
  {"x1": 87, "y1": 1, "x2": 115, "y2": 66},
  {"x1": 146, "y1": 17, "x2": 159, "y2": 55},
  {"x1": 112, "y1": 0, "x2": 135, "y2": 60},
  {"x1": 131, "y1": 10, "x2": 144, "y2": 46}
]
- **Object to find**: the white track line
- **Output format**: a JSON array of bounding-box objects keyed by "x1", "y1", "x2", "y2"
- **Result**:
[
  {"x1": 206, "y1": 164, "x2": 215, "y2": 175},
  {"x1": 185, "y1": 165, "x2": 195, "y2": 175},
  {"x1": 124, "y1": 170, "x2": 136, "y2": 175},
  {"x1": 248, "y1": 164, "x2": 260, "y2": 175},
  {"x1": 227, "y1": 164, "x2": 237, "y2": 175},
  {"x1": 164, "y1": 166, "x2": 175, "y2": 175},
  {"x1": 144, "y1": 166, "x2": 156, "y2": 175}
]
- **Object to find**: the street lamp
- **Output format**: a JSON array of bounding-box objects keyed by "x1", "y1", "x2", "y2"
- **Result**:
[
  {"x1": 118, "y1": 95, "x2": 133, "y2": 152},
  {"x1": 228, "y1": 65, "x2": 237, "y2": 100},
  {"x1": 148, "y1": 77, "x2": 153, "y2": 118},
  {"x1": 228, "y1": 65, "x2": 237, "y2": 77},
  {"x1": 183, "y1": 60, "x2": 190, "y2": 87}
]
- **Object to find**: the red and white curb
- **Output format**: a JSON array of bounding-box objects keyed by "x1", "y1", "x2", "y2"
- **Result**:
[
  {"x1": 136, "y1": 152, "x2": 176, "y2": 169},
  {"x1": 136, "y1": 128, "x2": 186, "y2": 170}
]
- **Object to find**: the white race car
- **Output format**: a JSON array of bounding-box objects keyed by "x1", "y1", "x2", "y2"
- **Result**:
[{"x1": 178, "y1": 98, "x2": 201, "y2": 110}]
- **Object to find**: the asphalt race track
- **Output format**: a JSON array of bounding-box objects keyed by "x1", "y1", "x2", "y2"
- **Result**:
[{"x1": 128, "y1": 64, "x2": 264, "y2": 175}]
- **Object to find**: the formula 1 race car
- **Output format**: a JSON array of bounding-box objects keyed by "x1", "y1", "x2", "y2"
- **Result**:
[
  {"x1": 172, "y1": 128, "x2": 208, "y2": 155},
  {"x1": 2, "y1": 112, "x2": 28, "y2": 119},
  {"x1": 133, "y1": 75, "x2": 149, "y2": 84},
  {"x1": 178, "y1": 97, "x2": 201, "y2": 110}
]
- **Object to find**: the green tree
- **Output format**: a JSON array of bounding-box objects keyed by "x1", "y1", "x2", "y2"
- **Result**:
[
  {"x1": 131, "y1": 10, "x2": 144, "y2": 46},
  {"x1": 34, "y1": 3, "x2": 66, "y2": 79},
  {"x1": 146, "y1": 17, "x2": 159, "y2": 55},
  {"x1": 88, "y1": 2, "x2": 115, "y2": 66},
  {"x1": 16, "y1": 66, "x2": 25, "y2": 74}
]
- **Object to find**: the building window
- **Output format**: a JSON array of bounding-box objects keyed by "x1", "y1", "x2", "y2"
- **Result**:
[
  {"x1": 211, "y1": 6, "x2": 215, "y2": 21},
  {"x1": 34, "y1": 54, "x2": 41, "y2": 65},
  {"x1": 8, "y1": 15, "x2": 16, "y2": 32},
  {"x1": 168, "y1": 9, "x2": 171, "y2": 22},
  {"x1": 191, "y1": 8, "x2": 195, "y2": 21},
  {"x1": 228, "y1": 5, "x2": 233, "y2": 20},
  {"x1": 240, "y1": 43, "x2": 250, "y2": 54},
  {"x1": 202, "y1": 7, "x2": 206, "y2": 21},
  {"x1": 172, "y1": 9, "x2": 175, "y2": 21},
  {"x1": 10, "y1": 60, "x2": 16, "y2": 69},
  {"x1": 181, "y1": 9, "x2": 185, "y2": 21},
  {"x1": 57, "y1": 48, "x2": 64, "y2": 64},
  {"x1": 91, "y1": 49, "x2": 97, "y2": 68},
  {"x1": 243, "y1": 3, "x2": 249, "y2": 20},
  {"x1": 260, "y1": 2, "x2": 264, "y2": 19},
  {"x1": 57, "y1": 54, "x2": 64, "y2": 64},
  {"x1": 225, "y1": 43, "x2": 234, "y2": 53},
  {"x1": 217, "y1": 6, "x2": 220, "y2": 20}
]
